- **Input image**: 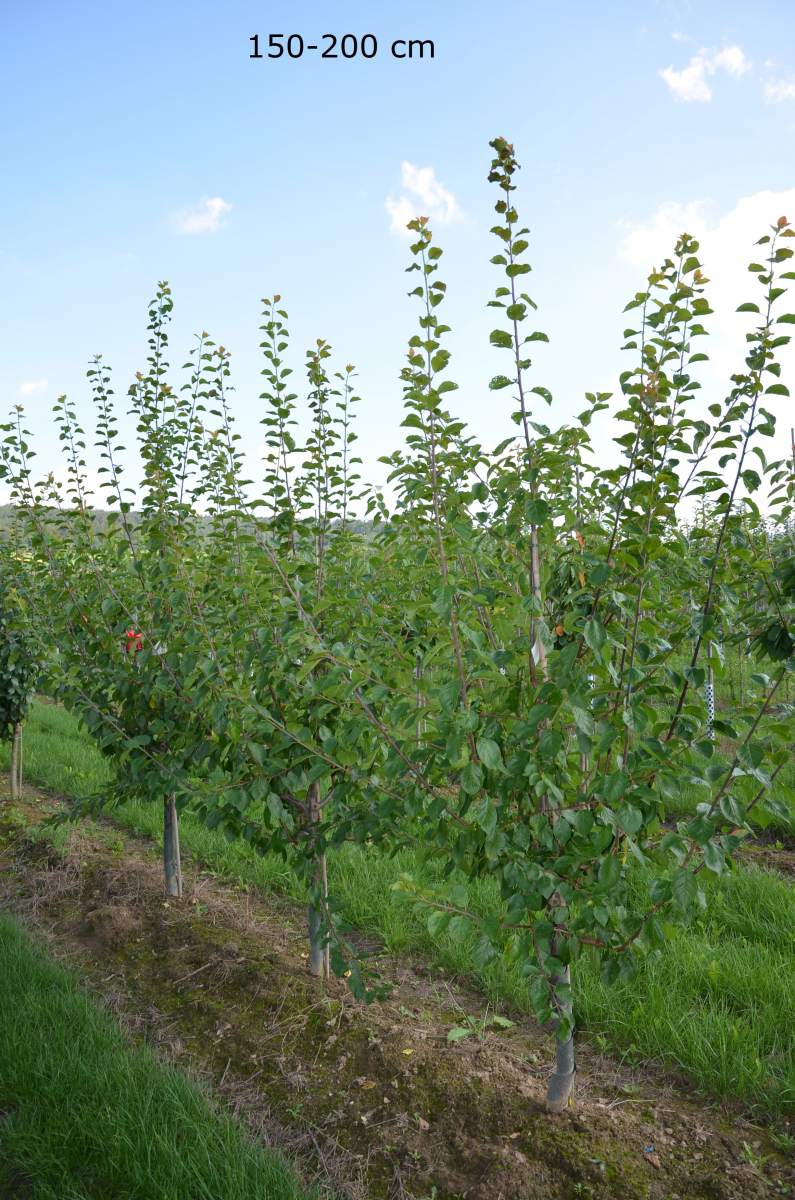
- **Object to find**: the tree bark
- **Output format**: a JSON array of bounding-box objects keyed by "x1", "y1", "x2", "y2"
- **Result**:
[
  {"x1": 16, "y1": 723, "x2": 22, "y2": 796},
  {"x1": 306, "y1": 780, "x2": 328, "y2": 979},
  {"x1": 163, "y1": 794, "x2": 182, "y2": 898},
  {"x1": 546, "y1": 963, "x2": 576, "y2": 1113},
  {"x1": 9, "y1": 723, "x2": 22, "y2": 800},
  {"x1": 9, "y1": 727, "x2": 17, "y2": 799}
]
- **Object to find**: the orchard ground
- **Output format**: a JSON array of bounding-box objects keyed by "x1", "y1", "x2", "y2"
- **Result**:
[{"x1": 1, "y1": 699, "x2": 794, "y2": 1200}]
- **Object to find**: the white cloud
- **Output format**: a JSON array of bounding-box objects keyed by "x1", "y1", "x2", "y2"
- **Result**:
[
  {"x1": 659, "y1": 44, "x2": 750, "y2": 102},
  {"x1": 18, "y1": 378, "x2": 48, "y2": 396},
  {"x1": 618, "y1": 189, "x2": 795, "y2": 461},
  {"x1": 619, "y1": 200, "x2": 709, "y2": 267},
  {"x1": 172, "y1": 196, "x2": 232, "y2": 235},
  {"x1": 385, "y1": 195, "x2": 416, "y2": 233},
  {"x1": 765, "y1": 77, "x2": 795, "y2": 103},
  {"x1": 712, "y1": 46, "x2": 750, "y2": 77},
  {"x1": 386, "y1": 162, "x2": 462, "y2": 236}
]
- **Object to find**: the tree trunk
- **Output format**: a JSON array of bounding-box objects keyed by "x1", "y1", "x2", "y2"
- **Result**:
[
  {"x1": 9, "y1": 723, "x2": 22, "y2": 800},
  {"x1": 163, "y1": 794, "x2": 182, "y2": 898},
  {"x1": 9, "y1": 727, "x2": 17, "y2": 799},
  {"x1": 16, "y1": 723, "x2": 23, "y2": 796},
  {"x1": 306, "y1": 780, "x2": 328, "y2": 979},
  {"x1": 546, "y1": 963, "x2": 576, "y2": 1112}
]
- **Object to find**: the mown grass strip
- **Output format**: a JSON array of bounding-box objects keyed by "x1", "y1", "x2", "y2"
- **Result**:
[
  {"x1": 4, "y1": 699, "x2": 795, "y2": 1115},
  {"x1": 0, "y1": 912, "x2": 317, "y2": 1200}
]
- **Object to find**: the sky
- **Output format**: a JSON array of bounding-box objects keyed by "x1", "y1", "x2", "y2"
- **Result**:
[{"x1": 2, "y1": 0, "x2": 794, "y2": 510}]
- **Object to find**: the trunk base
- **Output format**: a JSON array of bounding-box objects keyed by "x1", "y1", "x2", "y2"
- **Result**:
[
  {"x1": 306, "y1": 783, "x2": 329, "y2": 980},
  {"x1": 308, "y1": 904, "x2": 325, "y2": 977},
  {"x1": 163, "y1": 795, "x2": 183, "y2": 899},
  {"x1": 545, "y1": 1066, "x2": 576, "y2": 1113},
  {"x1": 10, "y1": 723, "x2": 22, "y2": 800},
  {"x1": 546, "y1": 962, "x2": 576, "y2": 1112}
]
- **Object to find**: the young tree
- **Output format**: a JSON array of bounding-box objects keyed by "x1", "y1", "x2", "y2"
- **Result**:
[{"x1": 0, "y1": 568, "x2": 38, "y2": 800}]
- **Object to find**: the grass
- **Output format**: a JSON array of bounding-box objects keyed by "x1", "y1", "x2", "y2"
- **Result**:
[
  {"x1": 0, "y1": 698, "x2": 114, "y2": 796},
  {"x1": 3, "y1": 699, "x2": 795, "y2": 1116},
  {"x1": 0, "y1": 911, "x2": 317, "y2": 1200}
]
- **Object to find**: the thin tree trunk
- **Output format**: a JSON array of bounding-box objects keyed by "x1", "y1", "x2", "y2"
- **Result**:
[
  {"x1": 307, "y1": 780, "x2": 328, "y2": 979},
  {"x1": 740, "y1": 640, "x2": 748, "y2": 706},
  {"x1": 163, "y1": 794, "x2": 182, "y2": 898},
  {"x1": 546, "y1": 963, "x2": 576, "y2": 1112},
  {"x1": 321, "y1": 850, "x2": 330, "y2": 978},
  {"x1": 530, "y1": 526, "x2": 548, "y2": 680},
  {"x1": 9, "y1": 723, "x2": 22, "y2": 800},
  {"x1": 9, "y1": 729, "x2": 17, "y2": 799}
]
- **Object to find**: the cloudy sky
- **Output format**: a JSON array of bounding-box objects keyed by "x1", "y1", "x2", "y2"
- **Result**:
[{"x1": 2, "y1": 0, "x2": 794, "y2": 507}]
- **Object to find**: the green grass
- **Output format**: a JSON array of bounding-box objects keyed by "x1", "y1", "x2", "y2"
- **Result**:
[
  {"x1": 0, "y1": 699, "x2": 114, "y2": 796},
  {"x1": 4, "y1": 699, "x2": 795, "y2": 1115},
  {"x1": 0, "y1": 912, "x2": 316, "y2": 1200}
]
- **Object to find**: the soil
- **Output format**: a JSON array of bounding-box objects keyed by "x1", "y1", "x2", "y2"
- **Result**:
[
  {"x1": 0, "y1": 785, "x2": 793, "y2": 1200},
  {"x1": 740, "y1": 841, "x2": 795, "y2": 878}
]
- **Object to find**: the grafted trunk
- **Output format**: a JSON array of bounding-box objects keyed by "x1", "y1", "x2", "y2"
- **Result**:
[
  {"x1": 546, "y1": 963, "x2": 576, "y2": 1113},
  {"x1": 306, "y1": 780, "x2": 329, "y2": 979},
  {"x1": 163, "y1": 794, "x2": 182, "y2": 898}
]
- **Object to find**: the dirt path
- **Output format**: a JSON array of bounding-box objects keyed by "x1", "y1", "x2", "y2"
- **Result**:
[{"x1": 0, "y1": 786, "x2": 792, "y2": 1200}]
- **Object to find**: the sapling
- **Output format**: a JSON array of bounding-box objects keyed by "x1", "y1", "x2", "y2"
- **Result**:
[
  {"x1": 1, "y1": 134, "x2": 792, "y2": 1106},
  {"x1": 0, "y1": 572, "x2": 37, "y2": 800},
  {"x1": 387, "y1": 143, "x2": 795, "y2": 1113}
]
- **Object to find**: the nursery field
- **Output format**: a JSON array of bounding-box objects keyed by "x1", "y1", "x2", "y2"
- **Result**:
[
  {"x1": 0, "y1": 700, "x2": 793, "y2": 1115},
  {"x1": 1, "y1": 699, "x2": 795, "y2": 1198},
  {"x1": 1, "y1": 134, "x2": 794, "y2": 1199}
]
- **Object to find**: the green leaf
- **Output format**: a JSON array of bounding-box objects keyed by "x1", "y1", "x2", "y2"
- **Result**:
[
  {"x1": 572, "y1": 706, "x2": 594, "y2": 736},
  {"x1": 702, "y1": 841, "x2": 725, "y2": 874},
  {"x1": 476, "y1": 736, "x2": 504, "y2": 772},
  {"x1": 470, "y1": 796, "x2": 497, "y2": 835},
  {"x1": 525, "y1": 497, "x2": 550, "y2": 524},
  {"x1": 460, "y1": 762, "x2": 483, "y2": 795},
  {"x1": 427, "y1": 910, "x2": 451, "y2": 938},
  {"x1": 472, "y1": 934, "x2": 498, "y2": 970},
  {"x1": 671, "y1": 869, "x2": 697, "y2": 911},
  {"x1": 583, "y1": 615, "x2": 607, "y2": 657},
  {"x1": 617, "y1": 804, "x2": 643, "y2": 835},
  {"x1": 598, "y1": 856, "x2": 621, "y2": 888}
]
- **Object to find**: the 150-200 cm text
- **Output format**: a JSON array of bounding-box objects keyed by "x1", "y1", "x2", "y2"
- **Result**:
[{"x1": 249, "y1": 34, "x2": 435, "y2": 61}]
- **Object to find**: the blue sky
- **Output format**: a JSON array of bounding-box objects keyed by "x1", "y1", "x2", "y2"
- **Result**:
[{"x1": 2, "y1": 0, "x2": 794, "y2": 506}]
